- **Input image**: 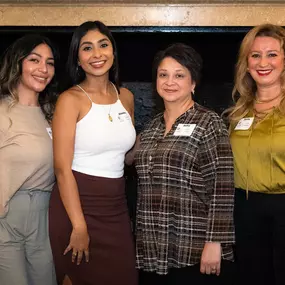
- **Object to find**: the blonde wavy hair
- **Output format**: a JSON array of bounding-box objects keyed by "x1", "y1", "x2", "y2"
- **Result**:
[{"x1": 227, "y1": 23, "x2": 285, "y2": 123}]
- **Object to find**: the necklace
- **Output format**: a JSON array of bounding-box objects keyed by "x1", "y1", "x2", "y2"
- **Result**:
[
  {"x1": 105, "y1": 105, "x2": 113, "y2": 122},
  {"x1": 253, "y1": 105, "x2": 275, "y2": 125},
  {"x1": 255, "y1": 93, "x2": 281, "y2": 104},
  {"x1": 77, "y1": 83, "x2": 117, "y2": 122}
]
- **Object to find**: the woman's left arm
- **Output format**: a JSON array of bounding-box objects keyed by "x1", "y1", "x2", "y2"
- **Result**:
[
  {"x1": 120, "y1": 87, "x2": 135, "y2": 124},
  {"x1": 120, "y1": 87, "x2": 139, "y2": 165},
  {"x1": 199, "y1": 115, "x2": 235, "y2": 276}
]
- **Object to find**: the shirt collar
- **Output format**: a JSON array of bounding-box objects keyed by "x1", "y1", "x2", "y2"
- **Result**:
[{"x1": 159, "y1": 102, "x2": 196, "y2": 124}]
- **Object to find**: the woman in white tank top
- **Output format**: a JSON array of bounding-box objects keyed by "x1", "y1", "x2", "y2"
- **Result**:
[{"x1": 49, "y1": 21, "x2": 138, "y2": 285}]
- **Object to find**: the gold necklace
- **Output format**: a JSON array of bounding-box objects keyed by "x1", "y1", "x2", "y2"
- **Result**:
[
  {"x1": 253, "y1": 105, "x2": 275, "y2": 124},
  {"x1": 105, "y1": 105, "x2": 113, "y2": 122},
  {"x1": 76, "y1": 83, "x2": 115, "y2": 122},
  {"x1": 255, "y1": 93, "x2": 281, "y2": 104},
  {"x1": 105, "y1": 84, "x2": 114, "y2": 122}
]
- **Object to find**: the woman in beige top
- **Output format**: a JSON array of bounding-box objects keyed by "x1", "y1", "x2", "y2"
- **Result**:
[{"x1": 0, "y1": 34, "x2": 59, "y2": 285}]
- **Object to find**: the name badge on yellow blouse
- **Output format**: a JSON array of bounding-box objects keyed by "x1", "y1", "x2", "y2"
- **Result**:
[
  {"x1": 46, "y1": 127, "x2": 53, "y2": 139},
  {"x1": 234, "y1": 117, "x2": 254, "y2": 130},
  {"x1": 173, "y1": 124, "x2": 196, "y2": 136}
]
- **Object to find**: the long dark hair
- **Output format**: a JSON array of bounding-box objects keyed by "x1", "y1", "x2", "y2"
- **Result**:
[
  {"x1": 66, "y1": 20, "x2": 120, "y2": 92},
  {"x1": 0, "y1": 34, "x2": 59, "y2": 123}
]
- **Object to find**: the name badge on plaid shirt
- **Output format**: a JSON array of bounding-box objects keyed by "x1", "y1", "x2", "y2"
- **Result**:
[
  {"x1": 173, "y1": 124, "x2": 196, "y2": 136},
  {"x1": 234, "y1": 117, "x2": 254, "y2": 130}
]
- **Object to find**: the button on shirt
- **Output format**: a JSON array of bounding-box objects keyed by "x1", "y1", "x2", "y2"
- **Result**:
[{"x1": 134, "y1": 103, "x2": 235, "y2": 274}]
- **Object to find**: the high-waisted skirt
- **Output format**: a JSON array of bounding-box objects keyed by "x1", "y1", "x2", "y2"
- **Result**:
[{"x1": 49, "y1": 170, "x2": 138, "y2": 285}]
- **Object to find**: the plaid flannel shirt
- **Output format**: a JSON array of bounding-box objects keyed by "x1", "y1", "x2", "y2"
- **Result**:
[{"x1": 134, "y1": 103, "x2": 235, "y2": 275}]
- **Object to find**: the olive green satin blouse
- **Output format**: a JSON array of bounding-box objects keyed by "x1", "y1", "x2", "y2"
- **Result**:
[{"x1": 230, "y1": 108, "x2": 285, "y2": 194}]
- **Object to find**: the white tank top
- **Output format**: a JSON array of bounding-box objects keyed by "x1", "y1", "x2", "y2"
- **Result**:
[{"x1": 71, "y1": 83, "x2": 136, "y2": 178}]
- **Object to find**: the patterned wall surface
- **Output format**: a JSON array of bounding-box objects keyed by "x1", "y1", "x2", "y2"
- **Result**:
[{"x1": 1, "y1": 1, "x2": 285, "y2": 26}]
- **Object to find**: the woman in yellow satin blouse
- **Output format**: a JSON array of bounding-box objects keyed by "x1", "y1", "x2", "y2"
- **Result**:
[{"x1": 228, "y1": 24, "x2": 285, "y2": 285}]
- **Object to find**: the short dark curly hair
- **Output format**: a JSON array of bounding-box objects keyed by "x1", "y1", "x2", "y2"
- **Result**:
[{"x1": 152, "y1": 42, "x2": 203, "y2": 88}]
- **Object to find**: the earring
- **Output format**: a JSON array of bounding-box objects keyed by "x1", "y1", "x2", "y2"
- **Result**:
[
  {"x1": 192, "y1": 89, "x2": 195, "y2": 95},
  {"x1": 76, "y1": 65, "x2": 81, "y2": 75}
]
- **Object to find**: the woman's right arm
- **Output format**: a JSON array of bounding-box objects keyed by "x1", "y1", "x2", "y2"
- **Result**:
[{"x1": 52, "y1": 92, "x2": 89, "y2": 265}]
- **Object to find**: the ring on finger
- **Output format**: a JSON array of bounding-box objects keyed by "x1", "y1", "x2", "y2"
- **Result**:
[{"x1": 72, "y1": 252, "x2": 77, "y2": 257}]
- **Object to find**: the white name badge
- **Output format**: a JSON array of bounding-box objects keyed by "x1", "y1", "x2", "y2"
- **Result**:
[
  {"x1": 234, "y1": 117, "x2": 254, "y2": 130},
  {"x1": 46, "y1": 127, "x2": 53, "y2": 139},
  {"x1": 173, "y1": 124, "x2": 196, "y2": 136},
  {"x1": 118, "y1": 112, "x2": 130, "y2": 123}
]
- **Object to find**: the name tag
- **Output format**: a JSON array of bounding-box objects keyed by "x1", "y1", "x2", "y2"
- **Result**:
[
  {"x1": 234, "y1": 117, "x2": 254, "y2": 130},
  {"x1": 118, "y1": 112, "x2": 130, "y2": 123},
  {"x1": 46, "y1": 127, "x2": 53, "y2": 139},
  {"x1": 173, "y1": 124, "x2": 196, "y2": 136}
]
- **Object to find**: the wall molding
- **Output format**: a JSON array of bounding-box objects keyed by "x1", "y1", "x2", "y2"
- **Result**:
[
  {"x1": 1, "y1": 2, "x2": 285, "y2": 26},
  {"x1": 1, "y1": 0, "x2": 285, "y2": 3}
]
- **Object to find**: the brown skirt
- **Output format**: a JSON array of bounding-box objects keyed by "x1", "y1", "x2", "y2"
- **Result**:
[{"x1": 49, "y1": 171, "x2": 138, "y2": 285}]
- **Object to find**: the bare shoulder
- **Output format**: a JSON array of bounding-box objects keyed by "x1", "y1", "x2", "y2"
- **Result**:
[
  {"x1": 118, "y1": 87, "x2": 134, "y2": 121},
  {"x1": 119, "y1": 87, "x2": 134, "y2": 106},
  {"x1": 56, "y1": 86, "x2": 85, "y2": 109},
  {"x1": 54, "y1": 87, "x2": 85, "y2": 123},
  {"x1": 119, "y1": 87, "x2": 134, "y2": 100}
]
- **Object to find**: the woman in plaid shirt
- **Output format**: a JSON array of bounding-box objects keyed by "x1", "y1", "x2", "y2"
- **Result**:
[{"x1": 128, "y1": 43, "x2": 236, "y2": 285}]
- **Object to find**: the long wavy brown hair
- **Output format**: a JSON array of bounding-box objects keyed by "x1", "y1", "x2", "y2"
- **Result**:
[
  {"x1": 226, "y1": 24, "x2": 285, "y2": 123},
  {"x1": 0, "y1": 34, "x2": 59, "y2": 123}
]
